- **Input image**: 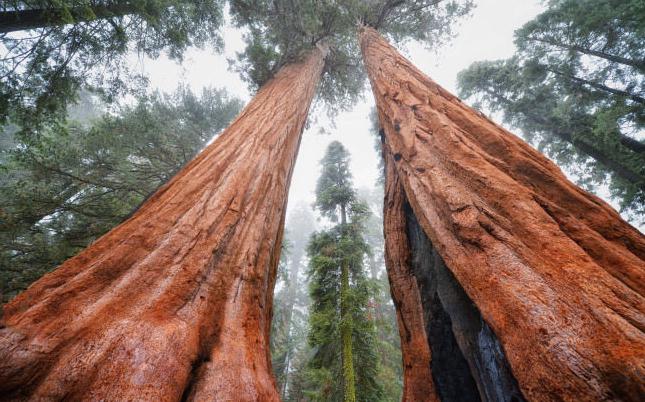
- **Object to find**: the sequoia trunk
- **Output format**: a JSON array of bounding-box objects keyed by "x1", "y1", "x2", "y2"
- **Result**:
[
  {"x1": 0, "y1": 45, "x2": 327, "y2": 401},
  {"x1": 361, "y1": 26, "x2": 645, "y2": 402}
]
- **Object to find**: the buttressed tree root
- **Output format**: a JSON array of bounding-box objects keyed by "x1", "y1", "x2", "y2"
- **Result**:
[
  {"x1": 361, "y1": 26, "x2": 645, "y2": 402},
  {"x1": 0, "y1": 45, "x2": 328, "y2": 401}
]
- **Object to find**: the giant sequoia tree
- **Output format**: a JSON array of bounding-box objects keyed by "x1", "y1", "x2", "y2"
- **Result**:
[
  {"x1": 361, "y1": 26, "x2": 644, "y2": 402},
  {"x1": 2, "y1": 1, "x2": 643, "y2": 400},
  {"x1": 0, "y1": 44, "x2": 327, "y2": 400}
]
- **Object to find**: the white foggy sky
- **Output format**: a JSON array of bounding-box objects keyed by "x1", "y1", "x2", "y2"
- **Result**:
[{"x1": 135, "y1": 0, "x2": 641, "y2": 230}]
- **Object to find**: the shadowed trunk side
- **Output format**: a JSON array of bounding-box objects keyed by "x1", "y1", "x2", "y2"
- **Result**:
[{"x1": 382, "y1": 141, "x2": 439, "y2": 402}]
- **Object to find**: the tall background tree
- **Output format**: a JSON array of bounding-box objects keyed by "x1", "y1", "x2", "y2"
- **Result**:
[
  {"x1": 357, "y1": 185, "x2": 403, "y2": 401},
  {"x1": 457, "y1": 0, "x2": 645, "y2": 223},
  {"x1": 304, "y1": 141, "x2": 383, "y2": 402},
  {"x1": 1, "y1": 0, "x2": 225, "y2": 135},
  {"x1": 270, "y1": 203, "x2": 316, "y2": 400},
  {"x1": 271, "y1": 193, "x2": 403, "y2": 401},
  {"x1": 0, "y1": 86, "x2": 242, "y2": 302}
]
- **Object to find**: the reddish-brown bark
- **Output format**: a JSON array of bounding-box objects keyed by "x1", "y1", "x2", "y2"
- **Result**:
[
  {"x1": 0, "y1": 45, "x2": 327, "y2": 401},
  {"x1": 361, "y1": 26, "x2": 645, "y2": 401},
  {"x1": 382, "y1": 145, "x2": 439, "y2": 402}
]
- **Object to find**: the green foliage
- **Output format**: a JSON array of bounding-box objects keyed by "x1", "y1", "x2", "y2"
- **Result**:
[
  {"x1": 306, "y1": 226, "x2": 383, "y2": 401},
  {"x1": 304, "y1": 142, "x2": 385, "y2": 401},
  {"x1": 0, "y1": 86, "x2": 242, "y2": 302},
  {"x1": 1, "y1": 0, "x2": 225, "y2": 136},
  {"x1": 457, "y1": 0, "x2": 645, "y2": 224},
  {"x1": 229, "y1": 0, "x2": 473, "y2": 113}
]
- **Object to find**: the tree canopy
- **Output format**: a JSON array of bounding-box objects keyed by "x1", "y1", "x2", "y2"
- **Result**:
[
  {"x1": 230, "y1": 0, "x2": 473, "y2": 112},
  {"x1": 1, "y1": 0, "x2": 225, "y2": 136},
  {"x1": 1, "y1": 0, "x2": 475, "y2": 133}
]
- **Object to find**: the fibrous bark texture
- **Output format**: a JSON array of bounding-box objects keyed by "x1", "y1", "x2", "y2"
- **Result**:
[
  {"x1": 382, "y1": 147, "x2": 439, "y2": 402},
  {"x1": 0, "y1": 45, "x2": 327, "y2": 401},
  {"x1": 362, "y1": 26, "x2": 645, "y2": 402}
]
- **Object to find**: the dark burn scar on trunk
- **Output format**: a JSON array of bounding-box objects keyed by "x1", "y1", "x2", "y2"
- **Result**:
[{"x1": 404, "y1": 201, "x2": 525, "y2": 402}]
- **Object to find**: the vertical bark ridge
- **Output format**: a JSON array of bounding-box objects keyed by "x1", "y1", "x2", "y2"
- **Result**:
[
  {"x1": 382, "y1": 143, "x2": 439, "y2": 402},
  {"x1": 0, "y1": 46, "x2": 327, "y2": 401},
  {"x1": 361, "y1": 26, "x2": 645, "y2": 402}
]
